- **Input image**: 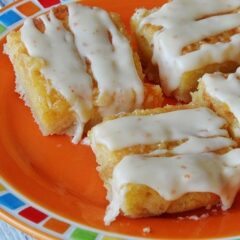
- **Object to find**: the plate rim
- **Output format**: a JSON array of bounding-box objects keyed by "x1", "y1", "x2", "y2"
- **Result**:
[
  {"x1": 0, "y1": 177, "x2": 150, "y2": 240},
  {"x1": 1, "y1": 0, "x2": 240, "y2": 239}
]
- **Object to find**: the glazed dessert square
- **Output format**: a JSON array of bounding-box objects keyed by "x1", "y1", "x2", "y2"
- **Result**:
[
  {"x1": 5, "y1": 3, "x2": 163, "y2": 143},
  {"x1": 105, "y1": 149, "x2": 240, "y2": 224},
  {"x1": 192, "y1": 67, "x2": 240, "y2": 142},
  {"x1": 89, "y1": 105, "x2": 235, "y2": 180},
  {"x1": 131, "y1": 0, "x2": 240, "y2": 102}
]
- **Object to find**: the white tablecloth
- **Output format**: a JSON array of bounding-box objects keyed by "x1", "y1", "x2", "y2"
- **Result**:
[{"x1": 0, "y1": 221, "x2": 33, "y2": 240}]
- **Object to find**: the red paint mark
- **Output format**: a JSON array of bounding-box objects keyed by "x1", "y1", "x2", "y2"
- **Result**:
[
  {"x1": 19, "y1": 207, "x2": 48, "y2": 224},
  {"x1": 37, "y1": 0, "x2": 60, "y2": 8}
]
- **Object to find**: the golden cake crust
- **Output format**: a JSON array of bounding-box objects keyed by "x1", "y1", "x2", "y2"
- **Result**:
[
  {"x1": 121, "y1": 184, "x2": 219, "y2": 218},
  {"x1": 5, "y1": 4, "x2": 163, "y2": 138},
  {"x1": 192, "y1": 78, "x2": 240, "y2": 143},
  {"x1": 131, "y1": 6, "x2": 240, "y2": 102},
  {"x1": 89, "y1": 104, "x2": 232, "y2": 181}
]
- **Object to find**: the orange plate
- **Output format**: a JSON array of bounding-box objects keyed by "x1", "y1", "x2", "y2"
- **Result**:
[{"x1": 1, "y1": 0, "x2": 240, "y2": 239}]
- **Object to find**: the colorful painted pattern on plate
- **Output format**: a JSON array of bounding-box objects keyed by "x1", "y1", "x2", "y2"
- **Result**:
[
  {"x1": 0, "y1": 179, "x2": 123, "y2": 240},
  {"x1": 0, "y1": 0, "x2": 65, "y2": 37}
]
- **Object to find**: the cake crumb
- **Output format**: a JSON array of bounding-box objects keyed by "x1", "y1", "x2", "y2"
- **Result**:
[
  {"x1": 143, "y1": 227, "x2": 151, "y2": 234},
  {"x1": 200, "y1": 213, "x2": 209, "y2": 219},
  {"x1": 178, "y1": 213, "x2": 209, "y2": 221},
  {"x1": 188, "y1": 215, "x2": 199, "y2": 221},
  {"x1": 81, "y1": 137, "x2": 90, "y2": 145},
  {"x1": 56, "y1": 143, "x2": 62, "y2": 148}
]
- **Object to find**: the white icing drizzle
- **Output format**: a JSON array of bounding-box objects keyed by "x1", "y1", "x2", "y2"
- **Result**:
[
  {"x1": 139, "y1": 0, "x2": 240, "y2": 28},
  {"x1": 105, "y1": 149, "x2": 240, "y2": 225},
  {"x1": 136, "y1": 0, "x2": 240, "y2": 96},
  {"x1": 91, "y1": 107, "x2": 230, "y2": 151},
  {"x1": 21, "y1": 11, "x2": 93, "y2": 143},
  {"x1": 201, "y1": 68, "x2": 240, "y2": 137},
  {"x1": 147, "y1": 136, "x2": 234, "y2": 155},
  {"x1": 21, "y1": 3, "x2": 143, "y2": 142},
  {"x1": 68, "y1": 3, "x2": 143, "y2": 116}
]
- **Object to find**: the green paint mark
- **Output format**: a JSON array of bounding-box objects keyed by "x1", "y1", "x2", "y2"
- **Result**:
[
  {"x1": 70, "y1": 228, "x2": 98, "y2": 240},
  {"x1": 0, "y1": 24, "x2": 6, "y2": 34}
]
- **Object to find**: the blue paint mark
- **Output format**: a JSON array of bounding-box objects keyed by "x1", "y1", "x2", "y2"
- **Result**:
[
  {"x1": 0, "y1": 193, "x2": 25, "y2": 210},
  {"x1": 0, "y1": 10, "x2": 22, "y2": 27}
]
